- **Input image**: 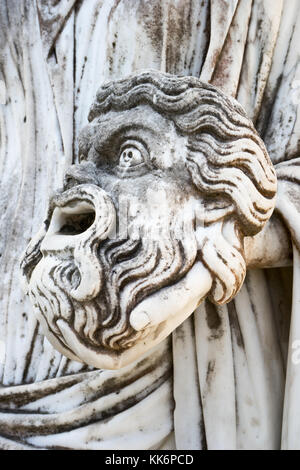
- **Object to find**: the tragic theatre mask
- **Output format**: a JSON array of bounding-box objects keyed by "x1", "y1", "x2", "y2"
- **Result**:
[{"x1": 20, "y1": 72, "x2": 277, "y2": 369}]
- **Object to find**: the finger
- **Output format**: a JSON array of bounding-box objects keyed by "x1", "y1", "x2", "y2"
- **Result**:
[{"x1": 129, "y1": 262, "x2": 212, "y2": 331}]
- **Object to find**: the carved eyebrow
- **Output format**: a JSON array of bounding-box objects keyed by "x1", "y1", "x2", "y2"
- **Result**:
[{"x1": 94, "y1": 123, "x2": 154, "y2": 154}]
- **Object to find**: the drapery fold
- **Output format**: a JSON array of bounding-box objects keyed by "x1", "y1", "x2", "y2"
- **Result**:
[
  {"x1": 0, "y1": 341, "x2": 173, "y2": 449},
  {"x1": 1, "y1": 0, "x2": 300, "y2": 449}
]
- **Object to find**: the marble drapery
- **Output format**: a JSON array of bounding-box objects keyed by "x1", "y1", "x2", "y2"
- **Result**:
[{"x1": 0, "y1": 0, "x2": 300, "y2": 449}]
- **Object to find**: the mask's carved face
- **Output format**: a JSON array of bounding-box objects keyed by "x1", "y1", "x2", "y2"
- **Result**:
[{"x1": 21, "y1": 72, "x2": 277, "y2": 369}]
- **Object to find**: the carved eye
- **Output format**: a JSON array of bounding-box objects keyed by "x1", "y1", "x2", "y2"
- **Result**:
[{"x1": 119, "y1": 146, "x2": 144, "y2": 167}]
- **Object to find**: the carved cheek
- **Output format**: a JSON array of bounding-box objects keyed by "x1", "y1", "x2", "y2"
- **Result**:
[{"x1": 40, "y1": 184, "x2": 116, "y2": 302}]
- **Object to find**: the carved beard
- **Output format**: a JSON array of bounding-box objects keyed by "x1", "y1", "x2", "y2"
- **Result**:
[{"x1": 28, "y1": 204, "x2": 199, "y2": 355}]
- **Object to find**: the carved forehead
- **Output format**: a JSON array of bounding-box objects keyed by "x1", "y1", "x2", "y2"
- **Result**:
[
  {"x1": 78, "y1": 104, "x2": 188, "y2": 169},
  {"x1": 91, "y1": 104, "x2": 176, "y2": 145}
]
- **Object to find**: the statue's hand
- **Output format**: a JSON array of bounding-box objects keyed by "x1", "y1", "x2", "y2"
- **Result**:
[{"x1": 129, "y1": 262, "x2": 212, "y2": 331}]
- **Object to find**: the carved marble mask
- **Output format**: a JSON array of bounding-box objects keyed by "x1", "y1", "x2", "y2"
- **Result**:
[{"x1": 20, "y1": 72, "x2": 277, "y2": 369}]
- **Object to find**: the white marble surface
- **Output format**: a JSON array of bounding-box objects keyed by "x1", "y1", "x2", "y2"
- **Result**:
[{"x1": 0, "y1": 0, "x2": 300, "y2": 450}]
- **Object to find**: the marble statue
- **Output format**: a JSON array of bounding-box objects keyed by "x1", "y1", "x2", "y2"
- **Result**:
[
  {"x1": 0, "y1": 0, "x2": 300, "y2": 450},
  {"x1": 21, "y1": 71, "x2": 277, "y2": 369}
]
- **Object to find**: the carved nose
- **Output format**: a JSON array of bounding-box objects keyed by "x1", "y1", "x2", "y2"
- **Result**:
[{"x1": 41, "y1": 184, "x2": 116, "y2": 302}]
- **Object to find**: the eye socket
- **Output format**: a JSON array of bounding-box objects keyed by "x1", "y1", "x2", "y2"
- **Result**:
[{"x1": 119, "y1": 146, "x2": 144, "y2": 168}]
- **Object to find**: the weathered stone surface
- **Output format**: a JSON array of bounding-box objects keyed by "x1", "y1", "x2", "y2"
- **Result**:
[
  {"x1": 21, "y1": 71, "x2": 277, "y2": 370},
  {"x1": 0, "y1": 0, "x2": 300, "y2": 450}
]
